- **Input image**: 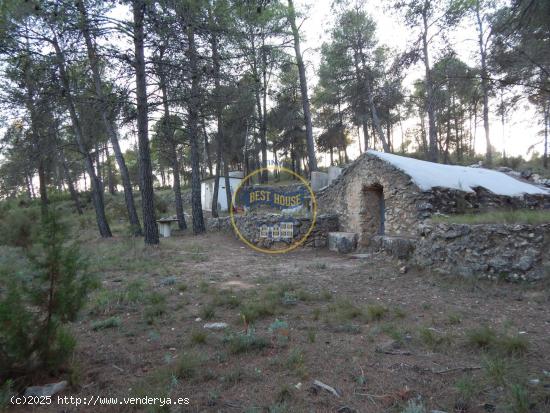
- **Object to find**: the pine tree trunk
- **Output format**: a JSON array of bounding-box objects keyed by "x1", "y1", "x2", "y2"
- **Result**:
[
  {"x1": 249, "y1": 32, "x2": 268, "y2": 183},
  {"x1": 61, "y1": 152, "x2": 83, "y2": 215},
  {"x1": 544, "y1": 99, "x2": 549, "y2": 169},
  {"x1": 22, "y1": 64, "x2": 48, "y2": 214},
  {"x1": 52, "y1": 35, "x2": 111, "y2": 237},
  {"x1": 105, "y1": 144, "x2": 116, "y2": 195},
  {"x1": 157, "y1": 46, "x2": 186, "y2": 230},
  {"x1": 133, "y1": 0, "x2": 158, "y2": 244},
  {"x1": 422, "y1": 8, "x2": 438, "y2": 162},
  {"x1": 475, "y1": 1, "x2": 492, "y2": 165},
  {"x1": 288, "y1": 0, "x2": 317, "y2": 173},
  {"x1": 210, "y1": 11, "x2": 223, "y2": 218},
  {"x1": 77, "y1": 0, "x2": 142, "y2": 235},
  {"x1": 187, "y1": 21, "x2": 205, "y2": 234}
]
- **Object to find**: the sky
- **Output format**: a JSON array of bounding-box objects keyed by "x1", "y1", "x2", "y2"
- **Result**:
[
  {"x1": 1, "y1": 0, "x2": 544, "y2": 172},
  {"x1": 294, "y1": 0, "x2": 544, "y2": 163}
]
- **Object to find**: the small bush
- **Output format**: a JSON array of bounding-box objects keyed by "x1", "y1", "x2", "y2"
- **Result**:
[
  {"x1": 366, "y1": 304, "x2": 388, "y2": 321},
  {"x1": 212, "y1": 291, "x2": 242, "y2": 308},
  {"x1": 224, "y1": 329, "x2": 269, "y2": 354},
  {"x1": 508, "y1": 384, "x2": 530, "y2": 413},
  {"x1": 0, "y1": 379, "x2": 14, "y2": 410},
  {"x1": 190, "y1": 330, "x2": 207, "y2": 345},
  {"x1": 200, "y1": 304, "x2": 216, "y2": 320},
  {"x1": 466, "y1": 326, "x2": 497, "y2": 349},
  {"x1": 307, "y1": 329, "x2": 316, "y2": 343},
  {"x1": 447, "y1": 313, "x2": 462, "y2": 325},
  {"x1": 0, "y1": 210, "x2": 93, "y2": 379},
  {"x1": 174, "y1": 353, "x2": 199, "y2": 380},
  {"x1": 126, "y1": 279, "x2": 146, "y2": 303},
  {"x1": 92, "y1": 317, "x2": 121, "y2": 331},
  {"x1": 144, "y1": 292, "x2": 167, "y2": 324},
  {"x1": 455, "y1": 376, "x2": 477, "y2": 403},
  {"x1": 483, "y1": 356, "x2": 508, "y2": 386},
  {"x1": 419, "y1": 327, "x2": 452, "y2": 350},
  {"x1": 498, "y1": 334, "x2": 529, "y2": 356},
  {"x1": 240, "y1": 299, "x2": 278, "y2": 324},
  {"x1": 0, "y1": 207, "x2": 40, "y2": 248},
  {"x1": 327, "y1": 299, "x2": 364, "y2": 321}
]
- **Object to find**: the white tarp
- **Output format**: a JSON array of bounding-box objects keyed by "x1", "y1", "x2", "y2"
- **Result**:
[{"x1": 367, "y1": 150, "x2": 549, "y2": 197}]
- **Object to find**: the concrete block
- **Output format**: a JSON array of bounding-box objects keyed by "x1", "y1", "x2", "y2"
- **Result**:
[
  {"x1": 311, "y1": 171, "x2": 329, "y2": 191},
  {"x1": 328, "y1": 232, "x2": 357, "y2": 253},
  {"x1": 327, "y1": 166, "x2": 342, "y2": 185}
]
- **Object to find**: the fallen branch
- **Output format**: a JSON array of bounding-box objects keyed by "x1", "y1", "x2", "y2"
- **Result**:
[
  {"x1": 375, "y1": 347, "x2": 412, "y2": 356},
  {"x1": 432, "y1": 366, "x2": 481, "y2": 374},
  {"x1": 313, "y1": 380, "x2": 341, "y2": 397}
]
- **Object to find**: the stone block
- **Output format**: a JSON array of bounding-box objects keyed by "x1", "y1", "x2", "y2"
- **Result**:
[
  {"x1": 327, "y1": 166, "x2": 342, "y2": 185},
  {"x1": 328, "y1": 232, "x2": 357, "y2": 253},
  {"x1": 311, "y1": 171, "x2": 329, "y2": 191}
]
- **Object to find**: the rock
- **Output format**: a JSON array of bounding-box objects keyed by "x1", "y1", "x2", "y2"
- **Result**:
[
  {"x1": 328, "y1": 232, "x2": 357, "y2": 254},
  {"x1": 24, "y1": 381, "x2": 67, "y2": 397},
  {"x1": 337, "y1": 407, "x2": 356, "y2": 413},
  {"x1": 371, "y1": 235, "x2": 415, "y2": 259},
  {"x1": 515, "y1": 255, "x2": 534, "y2": 271},
  {"x1": 399, "y1": 265, "x2": 408, "y2": 274},
  {"x1": 312, "y1": 379, "x2": 341, "y2": 397},
  {"x1": 159, "y1": 276, "x2": 176, "y2": 286},
  {"x1": 203, "y1": 322, "x2": 228, "y2": 330},
  {"x1": 520, "y1": 169, "x2": 532, "y2": 179}
]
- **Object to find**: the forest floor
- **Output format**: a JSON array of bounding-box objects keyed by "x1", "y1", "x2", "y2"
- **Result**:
[{"x1": 12, "y1": 227, "x2": 550, "y2": 413}]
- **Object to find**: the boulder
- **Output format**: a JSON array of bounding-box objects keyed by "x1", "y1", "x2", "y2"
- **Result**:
[
  {"x1": 328, "y1": 232, "x2": 357, "y2": 253},
  {"x1": 24, "y1": 381, "x2": 67, "y2": 397}
]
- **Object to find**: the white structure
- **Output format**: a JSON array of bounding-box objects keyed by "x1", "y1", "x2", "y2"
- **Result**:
[
  {"x1": 311, "y1": 171, "x2": 329, "y2": 191},
  {"x1": 327, "y1": 166, "x2": 342, "y2": 185},
  {"x1": 201, "y1": 171, "x2": 243, "y2": 212},
  {"x1": 368, "y1": 150, "x2": 549, "y2": 196}
]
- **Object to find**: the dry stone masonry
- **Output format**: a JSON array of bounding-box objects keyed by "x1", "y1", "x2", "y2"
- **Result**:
[{"x1": 317, "y1": 150, "x2": 550, "y2": 280}]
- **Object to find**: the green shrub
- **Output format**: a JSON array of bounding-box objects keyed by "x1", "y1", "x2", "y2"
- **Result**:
[
  {"x1": 366, "y1": 304, "x2": 388, "y2": 321},
  {"x1": 0, "y1": 379, "x2": 14, "y2": 410},
  {"x1": 508, "y1": 384, "x2": 530, "y2": 413},
  {"x1": 190, "y1": 330, "x2": 207, "y2": 345},
  {"x1": 224, "y1": 329, "x2": 269, "y2": 354},
  {"x1": 497, "y1": 334, "x2": 529, "y2": 356},
  {"x1": 0, "y1": 206, "x2": 40, "y2": 248},
  {"x1": 0, "y1": 210, "x2": 93, "y2": 379},
  {"x1": 144, "y1": 292, "x2": 167, "y2": 324},
  {"x1": 92, "y1": 317, "x2": 121, "y2": 331},
  {"x1": 466, "y1": 326, "x2": 497, "y2": 349},
  {"x1": 200, "y1": 304, "x2": 216, "y2": 320}
]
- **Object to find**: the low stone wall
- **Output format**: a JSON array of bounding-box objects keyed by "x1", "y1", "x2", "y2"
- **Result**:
[
  {"x1": 206, "y1": 213, "x2": 339, "y2": 249},
  {"x1": 424, "y1": 187, "x2": 549, "y2": 216},
  {"x1": 413, "y1": 223, "x2": 550, "y2": 281}
]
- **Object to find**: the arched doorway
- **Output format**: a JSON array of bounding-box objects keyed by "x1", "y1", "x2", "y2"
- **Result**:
[{"x1": 360, "y1": 184, "x2": 384, "y2": 246}]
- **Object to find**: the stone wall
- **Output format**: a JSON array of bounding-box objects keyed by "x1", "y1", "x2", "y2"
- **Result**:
[
  {"x1": 424, "y1": 187, "x2": 549, "y2": 215},
  {"x1": 317, "y1": 153, "x2": 549, "y2": 247},
  {"x1": 206, "y1": 213, "x2": 339, "y2": 249},
  {"x1": 413, "y1": 223, "x2": 550, "y2": 281},
  {"x1": 317, "y1": 154, "x2": 429, "y2": 243}
]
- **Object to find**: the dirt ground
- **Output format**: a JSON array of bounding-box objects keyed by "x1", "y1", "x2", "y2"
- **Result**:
[{"x1": 12, "y1": 231, "x2": 550, "y2": 413}]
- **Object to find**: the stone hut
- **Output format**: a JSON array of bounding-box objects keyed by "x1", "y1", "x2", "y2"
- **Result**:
[{"x1": 317, "y1": 151, "x2": 550, "y2": 280}]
